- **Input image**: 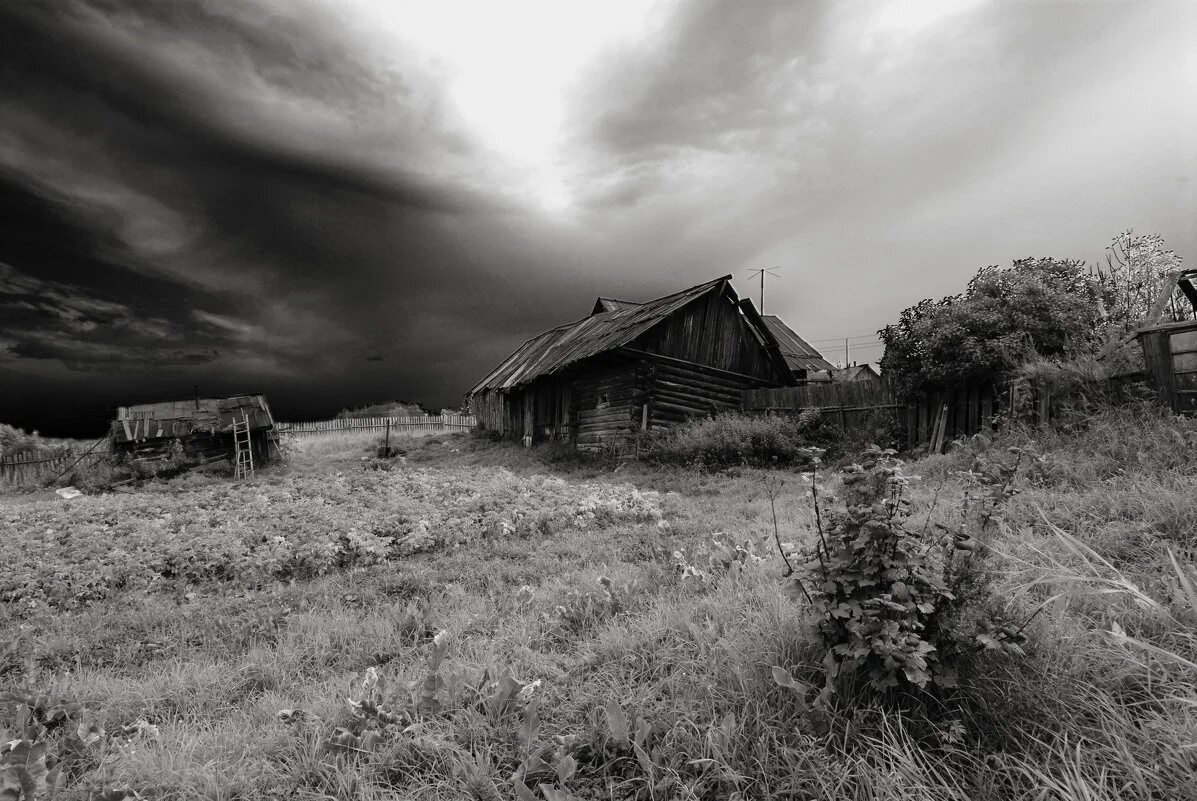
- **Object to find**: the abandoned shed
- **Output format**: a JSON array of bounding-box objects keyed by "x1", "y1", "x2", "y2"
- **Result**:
[
  {"x1": 467, "y1": 276, "x2": 799, "y2": 451},
  {"x1": 1139, "y1": 320, "x2": 1197, "y2": 414},
  {"x1": 1135, "y1": 269, "x2": 1197, "y2": 415},
  {"x1": 110, "y1": 393, "x2": 279, "y2": 466}
]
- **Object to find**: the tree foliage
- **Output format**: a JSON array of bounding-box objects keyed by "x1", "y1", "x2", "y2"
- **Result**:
[
  {"x1": 879, "y1": 258, "x2": 1105, "y2": 397},
  {"x1": 1096, "y1": 230, "x2": 1191, "y2": 329}
]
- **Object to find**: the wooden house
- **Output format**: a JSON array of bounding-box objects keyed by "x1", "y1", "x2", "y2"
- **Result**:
[
  {"x1": 467, "y1": 276, "x2": 798, "y2": 451},
  {"x1": 110, "y1": 393, "x2": 278, "y2": 464},
  {"x1": 810, "y1": 363, "x2": 883, "y2": 385}
]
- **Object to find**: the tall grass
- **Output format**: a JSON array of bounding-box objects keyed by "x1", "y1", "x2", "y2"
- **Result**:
[
  {"x1": 645, "y1": 411, "x2": 837, "y2": 468},
  {"x1": 4, "y1": 403, "x2": 1195, "y2": 799}
]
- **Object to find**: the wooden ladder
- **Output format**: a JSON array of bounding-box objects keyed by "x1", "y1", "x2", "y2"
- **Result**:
[{"x1": 233, "y1": 412, "x2": 254, "y2": 480}]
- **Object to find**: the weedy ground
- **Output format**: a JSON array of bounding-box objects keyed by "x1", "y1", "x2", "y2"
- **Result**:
[{"x1": 2, "y1": 407, "x2": 1196, "y2": 801}]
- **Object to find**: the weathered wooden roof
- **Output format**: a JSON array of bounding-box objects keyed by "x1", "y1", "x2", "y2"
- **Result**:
[
  {"x1": 471, "y1": 276, "x2": 780, "y2": 393},
  {"x1": 591, "y1": 297, "x2": 643, "y2": 314},
  {"x1": 761, "y1": 315, "x2": 836, "y2": 373},
  {"x1": 110, "y1": 393, "x2": 275, "y2": 443}
]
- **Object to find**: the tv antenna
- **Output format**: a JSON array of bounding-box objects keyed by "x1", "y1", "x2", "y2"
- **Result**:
[{"x1": 745, "y1": 267, "x2": 781, "y2": 314}]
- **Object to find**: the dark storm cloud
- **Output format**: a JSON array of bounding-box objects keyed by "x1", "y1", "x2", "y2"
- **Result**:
[
  {"x1": 0, "y1": 0, "x2": 588, "y2": 432},
  {"x1": 1, "y1": 0, "x2": 1193, "y2": 436}
]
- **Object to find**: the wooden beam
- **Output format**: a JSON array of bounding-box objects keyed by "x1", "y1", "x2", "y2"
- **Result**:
[{"x1": 617, "y1": 348, "x2": 777, "y2": 387}]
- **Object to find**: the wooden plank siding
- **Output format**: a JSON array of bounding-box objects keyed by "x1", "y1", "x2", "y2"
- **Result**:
[
  {"x1": 626, "y1": 290, "x2": 789, "y2": 384},
  {"x1": 1138, "y1": 320, "x2": 1197, "y2": 414},
  {"x1": 1170, "y1": 327, "x2": 1197, "y2": 413}
]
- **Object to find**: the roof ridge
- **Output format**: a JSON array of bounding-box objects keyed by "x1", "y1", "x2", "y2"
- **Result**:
[
  {"x1": 633, "y1": 275, "x2": 730, "y2": 307},
  {"x1": 469, "y1": 275, "x2": 742, "y2": 394}
]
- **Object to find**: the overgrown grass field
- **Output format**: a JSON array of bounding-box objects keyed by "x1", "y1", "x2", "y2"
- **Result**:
[{"x1": 2, "y1": 408, "x2": 1195, "y2": 800}]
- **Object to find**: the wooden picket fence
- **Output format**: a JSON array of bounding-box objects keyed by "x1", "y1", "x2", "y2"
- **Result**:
[
  {"x1": 0, "y1": 447, "x2": 109, "y2": 487},
  {"x1": 275, "y1": 414, "x2": 476, "y2": 437}
]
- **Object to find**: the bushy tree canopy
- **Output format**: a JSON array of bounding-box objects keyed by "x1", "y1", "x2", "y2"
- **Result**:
[{"x1": 879, "y1": 258, "x2": 1105, "y2": 397}]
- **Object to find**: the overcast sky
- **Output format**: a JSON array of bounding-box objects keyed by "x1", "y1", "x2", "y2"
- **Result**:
[{"x1": 1, "y1": 0, "x2": 1194, "y2": 435}]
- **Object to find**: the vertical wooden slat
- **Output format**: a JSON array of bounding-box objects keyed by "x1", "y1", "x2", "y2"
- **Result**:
[
  {"x1": 966, "y1": 386, "x2": 979, "y2": 435},
  {"x1": 1140, "y1": 329, "x2": 1179, "y2": 411},
  {"x1": 1037, "y1": 383, "x2": 1051, "y2": 427}
]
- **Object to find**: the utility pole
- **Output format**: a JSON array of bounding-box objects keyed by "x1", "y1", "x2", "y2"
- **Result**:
[
  {"x1": 745, "y1": 267, "x2": 781, "y2": 314},
  {"x1": 844, "y1": 338, "x2": 849, "y2": 368}
]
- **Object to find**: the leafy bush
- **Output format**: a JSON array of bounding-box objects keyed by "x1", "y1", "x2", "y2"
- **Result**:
[
  {"x1": 336, "y1": 400, "x2": 426, "y2": 418},
  {"x1": 784, "y1": 445, "x2": 1034, "y2": 707},
  {"x1": 0, "y1": 423, "x2": 42, "y2": 457},
  {"x1": 645, "y1": 411, "x2": 836, "y2": 468}
]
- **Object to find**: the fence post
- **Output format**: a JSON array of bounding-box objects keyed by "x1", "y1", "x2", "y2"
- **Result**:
[{"x1": 1037, "y1": 383, "x2": 1051, "y2": 428}]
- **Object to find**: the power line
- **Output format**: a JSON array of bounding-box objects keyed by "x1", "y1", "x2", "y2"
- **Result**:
[{"x1": 806, "y1": 333, "x2": 881, "y2": 343}]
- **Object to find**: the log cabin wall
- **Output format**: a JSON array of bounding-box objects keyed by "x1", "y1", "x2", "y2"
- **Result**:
[
  {"x1": 641, "y1": 355, "x2": 758, "y2": 431},
  {"x1": 571, "y1": 362, "x2": 639, "y2": 451}
]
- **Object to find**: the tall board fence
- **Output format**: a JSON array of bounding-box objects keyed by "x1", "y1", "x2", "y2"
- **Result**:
[
  {"x1": 276, "y1": 414, "x2": 476, "y2": 437},
  {"x1": 0, "y1": 448, "x2": 109, "y2": 487},
  {"x1": 741, "y1": 375, "x2": 1127, "y2": 452}
]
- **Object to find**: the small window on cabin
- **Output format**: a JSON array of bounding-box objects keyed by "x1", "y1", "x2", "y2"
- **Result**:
[{"x1": 596, "y1": 393, "x2": 610, "y2": 409}]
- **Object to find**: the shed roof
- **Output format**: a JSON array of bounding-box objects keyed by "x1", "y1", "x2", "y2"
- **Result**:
[
  {"x1": 470, "y1": 276, "x2": 784, "y2": 393},
  {"x1": 761, "y1": 315, "x2": 836, "y2": 373}
]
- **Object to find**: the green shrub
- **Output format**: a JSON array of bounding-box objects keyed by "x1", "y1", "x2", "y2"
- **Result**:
[
  {"x1": 646, "y1": 411, "x2": 837, "y2": 468},
  {"x1": 784, "y1": 445, "x2": 1034, "y2": 708},
  {"x1": 880, "y1": 258, "x2": 1107, "y2": 397},
  {"x1": 0, "y1": 423, "x2": 43, "y2": 457}
]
